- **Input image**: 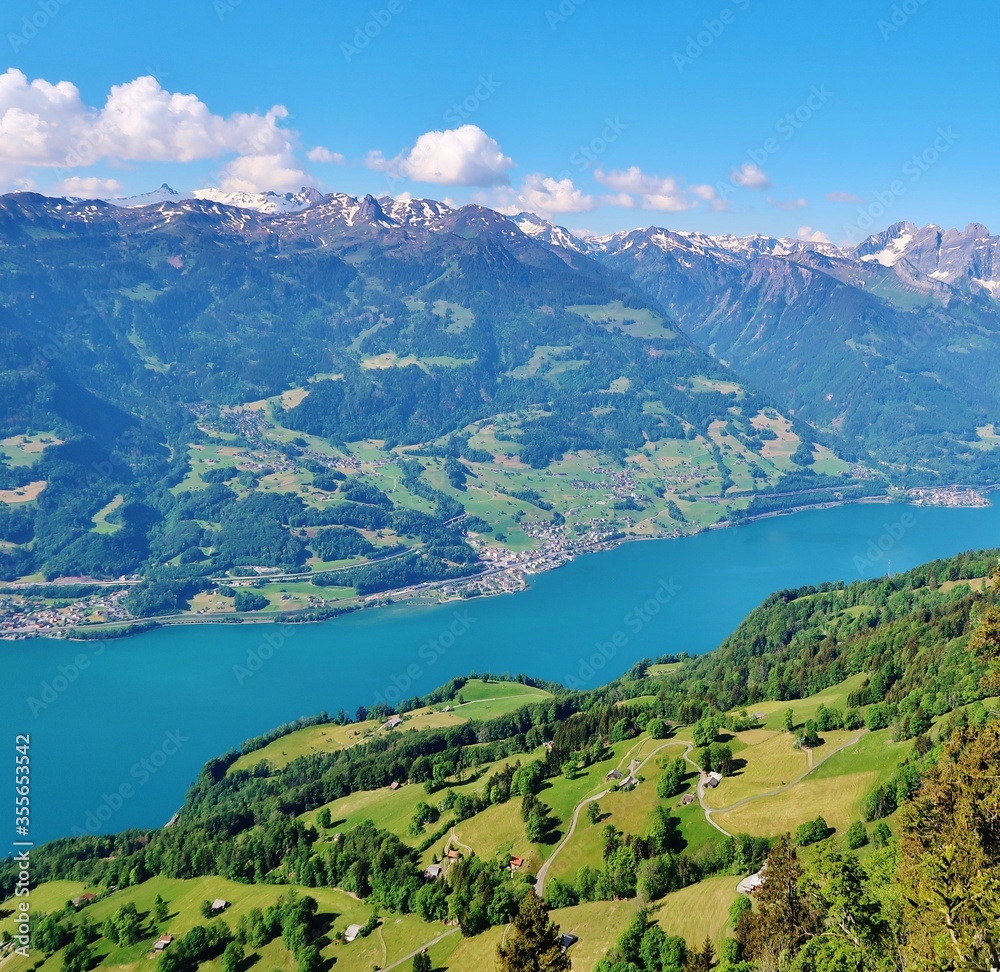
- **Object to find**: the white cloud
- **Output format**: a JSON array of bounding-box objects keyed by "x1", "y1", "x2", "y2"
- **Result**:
[
  {"x1": 797, "y1": 226, "x2": 831, "y2": 243},
  {"x1": 602, "y1": 191, "x2": 635, "y2": 208},
  {"x1": 368, "y1": 125, "x2": 513, "y2": 187},
  {"x1": 730, "y1": 162, "x2": 771, "y2": 190},
  {"x1": 307, "y1": 146, "x2": 344, "y2": 164},
  {"x1": 484, "y1": 174, "x2": 596, "y2": 217},
  {"x1": 767, "y1": 196, "x2": 807, "y2": 211},
  {"x1": 0, "y1": 69, "x2": 311, "y2": 192},
  {"x1": 54, "y1": 175, "x2": 122, "y2": 197},
  {"x1": 594, "y1": 167, "x2": 691, "y2": 212},
  {"x1": 826, "y1": 190, "x2": 864, "y2": 204},
  {"x1": 690, "y1": 184, "x2": 716, "y2": 200},
  {"x1": 519, "y1": 174, "x2": 596, "y2": 215},
  {"x1": 218, "y1": 152, "x2": 310, "y2": 193}
]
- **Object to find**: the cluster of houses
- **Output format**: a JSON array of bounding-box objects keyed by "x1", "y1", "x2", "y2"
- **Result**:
[
  {"x1": 605, "y1": 767, "x2": 640, "y2": 790},
  {"x1": 421, "y1": 851, "x2": 524, "y2": 883},
  {"x1": 606, "y1": 762, "x2": 641, "y2": 791},
  {"x1": 0, "y1": 587, "x2": 132, "y2": 635}
]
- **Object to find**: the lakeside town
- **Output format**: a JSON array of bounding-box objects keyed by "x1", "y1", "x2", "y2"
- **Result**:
[{"x1": 0, "y1": 480, "x2": 994, "y2": 639}]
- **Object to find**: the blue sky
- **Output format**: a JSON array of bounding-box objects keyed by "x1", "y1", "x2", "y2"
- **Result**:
[{"x1": 2, "y1": 0, "x2": 996, "y2": 241}]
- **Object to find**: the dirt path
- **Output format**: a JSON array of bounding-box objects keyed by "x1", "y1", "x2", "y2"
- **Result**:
[
  {"x1": 376, "y1": 924, "x2": 387, "y2": 969},
  {"x1": 448, "y1": 826, "x2": 474, "y2": 856},
  {"x1": 535, "y1": 740, "x2": 683, "y2": 898},
  {"x1": 380, "y1": 928, "x2": 460, "y2": 971},
  {"x1": 703, "y1": 730, "x2": 868, "y2": 827}
]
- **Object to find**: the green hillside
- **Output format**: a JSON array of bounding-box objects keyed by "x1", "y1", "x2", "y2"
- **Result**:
[{"x1": 2, "y1": 551, "x2": 999, "y2": 970}]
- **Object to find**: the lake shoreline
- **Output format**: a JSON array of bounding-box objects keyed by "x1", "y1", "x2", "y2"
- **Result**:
[
  {"x1": 5, "y1": 489, "x2": 991, "y2": 643},
  {"x1": 9, "y1": 498, "x2": 1000, "y2": 844}
]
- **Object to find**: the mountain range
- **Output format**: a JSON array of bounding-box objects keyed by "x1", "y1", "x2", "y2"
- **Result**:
[
  {"x1": 100, "y1": 183, "x2": 1000, "y2": 480},
  {"x1": 0, "y1": 183, "x2": 997, "y2": 593}
]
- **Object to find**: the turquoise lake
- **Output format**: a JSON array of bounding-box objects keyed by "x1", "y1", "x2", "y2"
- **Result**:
[{"x1": 5, "y1": 500, "x2": 999, "y2": 844}]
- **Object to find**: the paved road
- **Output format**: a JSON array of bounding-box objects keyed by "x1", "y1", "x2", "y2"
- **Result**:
[
  {"x1": 534, "y1": 739, "x2": 683, "y2": 898},
  {"x1": 534, "y1": 789, "x2": 609, "y2": 900}
]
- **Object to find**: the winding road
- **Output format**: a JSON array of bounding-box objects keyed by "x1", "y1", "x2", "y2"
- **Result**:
[
  {"x1": 535, "y1": 738, "x2": 682, "y2": 898},
  {"x1": 537, "y1": 728, "x2": 870, "y2": 897}
]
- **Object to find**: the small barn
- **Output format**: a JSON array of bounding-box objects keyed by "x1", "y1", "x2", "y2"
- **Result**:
[
  {"x1": 210, "y1": 899, "x2": 229, "y2": 913},
  {"x1": 344, "y1": 924, "x2": 363, "y2": 943},
  {"x1": 424, "y1": 864, "x2": 443, "y2": 880},
  {"x1": 681, "y1": 794, "x2": 695, "y2": 806},
  {"x1": 153, "y1": 936, "x2": 173, "y2": 953},
  {"x1": 606, "y1": 768, "x2": 622, "y2": 781}
]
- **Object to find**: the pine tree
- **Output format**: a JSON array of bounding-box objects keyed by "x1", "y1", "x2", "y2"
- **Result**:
[
  {"x1": 896, "y1": 722, "x2": 1000, "y2": 969},
  {"x1": 495, "y1": 892, "x2": 570, "y2": 972},
  {"x1": 736, "y1": 835, "x2": 820, "y2": 970},
  {"x1": 412, "y1": 949, "x2": 432, "y2": 972}
]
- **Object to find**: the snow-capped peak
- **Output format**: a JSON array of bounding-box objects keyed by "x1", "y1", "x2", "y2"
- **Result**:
[
  {"x1": 378, "y1": 195, "x2": 454, "y2": 227},
  {"x1": 105, "y1": 184, "x2": 189, "y2": 207},
  {"x1": 506, "y1": 212, "x2": 591, "y2": 253},
  {"x1": 105, "y1": 185, "x2": 323, "y2": 214},
  {"x1": 191, "y1": 186, "x2": 322, "y2": 214},
  {"x1": 853, "y1": 221, "x2": 918, "y2": 266}
]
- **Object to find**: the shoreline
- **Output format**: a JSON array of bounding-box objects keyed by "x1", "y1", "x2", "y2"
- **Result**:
[{"x1": 5, "y1": 487, "x2": 994, "y2": 643}]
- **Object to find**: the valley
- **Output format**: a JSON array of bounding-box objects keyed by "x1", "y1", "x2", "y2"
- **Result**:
[{"x1": 2, "y1": 189, "x2": 999, "y2": 638}]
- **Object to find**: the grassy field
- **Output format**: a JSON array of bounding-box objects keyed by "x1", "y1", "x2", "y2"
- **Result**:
[
  {"x1": 546, "y1": 741, "x2": 689, "y2": 882},
  {"x1": 0, "y1": 875, "x2": 441, "y2": 972},
  {"x1": 701, "y1": 728, "x2": 859, "y2": 810},
  {"x1": 440, "y1": 897, "x2": 642, "y2": 972},
  {"x1": 229, "y1": 680, "x2": 553, "y2": 776},
  {"x1": 0, "y1": 432, "x2": 61, "y2": 466},
  {"x1": 712, "y1": 727, "x2": 911, "y2": 837},
  {"x1": 718, "y1": 728, "x2": 907, "y2": 834},
  {"x1": 445, "y1": 679, "x2": 553, "y2": 721},
  {"x1": 90, "y1": 495, "x2": 124, "y2": 534},
  {"x1": 0, "y1": 480, "x2": 45, "y2": 504},
  {"x1": 651, "y1": 874, "x2": 738, "y2": 949}
]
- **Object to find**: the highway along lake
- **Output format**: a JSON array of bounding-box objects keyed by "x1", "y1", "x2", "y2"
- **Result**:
[{"x1": 5, "y1": 499, "x2": 1000, "y2": 843}]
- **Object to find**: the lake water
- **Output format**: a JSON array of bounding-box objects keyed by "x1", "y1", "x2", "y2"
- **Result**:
[{"x1": 5, "y1": 500, "x2": 999, "y2": 844}]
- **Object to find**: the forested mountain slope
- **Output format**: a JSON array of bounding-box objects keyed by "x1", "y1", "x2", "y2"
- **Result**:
[{"x1": 0, "y1": 190, "x2": 849, "y2": 609}]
